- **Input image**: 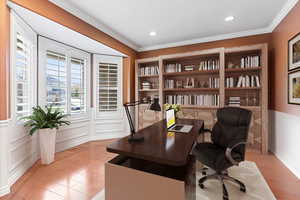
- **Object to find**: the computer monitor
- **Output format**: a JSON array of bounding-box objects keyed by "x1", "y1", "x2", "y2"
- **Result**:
[{"x1": 166, "y1": 109, "x2": 176, "y2": 128}]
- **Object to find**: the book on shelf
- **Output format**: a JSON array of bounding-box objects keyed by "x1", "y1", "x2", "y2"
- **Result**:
[
  {"x1": 165, "y1": 94, "x2": 219, "y2": 106},
  {"x1": 228, "y1": 96, "x2": 241, "y2": 107},
  {"x1": 141, "y1": 81, "x2": 152, "y2": 90},
  {"x1": 226, "y1": 75, "x2": 260, "y2": 88},
  {"x1": 165, "y1": 63, "x2": 182, "y2": 73},
  {"x1": 199, "y1": 59, "x2": 220, "y2": 71},
  {"x1": 240, "y1": 55, "x2": 260, "y2": 68},
  {"x1": 140, "y1": 65, "x2": 159, "y2": 76},
  {"x1": 209, "y1": 77, "x2": 220, "y2": 88},
  {"x1": 184, "y1": 65, "x2": 195, "y2": 71}
]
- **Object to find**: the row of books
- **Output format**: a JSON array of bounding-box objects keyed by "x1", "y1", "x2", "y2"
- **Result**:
[
  {"x1": 225, "y1": 75, "x2": 260, "y2": 88},
  {"x1": 199, "y1": 59, "x2": 220, "y2": 71},
  {"x1": 141, "y1": 81, "x2": 157, "y2": 90},
  {"x1": 228, "y1": 97, "x2": 241, "y2": 107},
  {"x1": 140, "y1": 65, "x2": 159, "y2": 76},
  {"x1": 165, "y1": 94, "x2": 220, "y2": 106},
  {"x1": 208, "y1": 77, "x2": 220, "y2": 88},
  {"x1": 241, "y1": 56, "x2": 260, "y2": 68},
  {"x1": 165, "y1": 64, "x2": 182, "y2": 73}
]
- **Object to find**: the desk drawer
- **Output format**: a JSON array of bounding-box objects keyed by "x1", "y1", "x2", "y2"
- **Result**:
[{"x1": 105, "y1": 156, "x2": 195, "y2": 200}]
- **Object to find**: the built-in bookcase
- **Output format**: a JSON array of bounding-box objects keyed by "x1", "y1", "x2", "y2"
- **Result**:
[{"x1": 135, "y1": 44, "x2": 268, "y2": 153}]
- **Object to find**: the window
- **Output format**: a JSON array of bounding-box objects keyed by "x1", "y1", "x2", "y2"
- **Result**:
[
  {"x1": 15, "y1": 33, "x2": 31, "y2": 118},
  {"x1": 46, "y1": 51, "x2": 67, "y2": 112},
  {"x1": 98, "y1": 63, "x2": 118, "y2": 112},
  {"x1": 70, "y1": 58, "x2": 86, "y2": 114},
  {"x1": 39, "y1": 37, "x2": 90, "y2": 118}
]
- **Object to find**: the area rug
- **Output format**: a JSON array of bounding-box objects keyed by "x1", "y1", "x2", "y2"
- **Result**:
[{"x1": 92, "y1": 161, "x2": 276, "y2": 200}]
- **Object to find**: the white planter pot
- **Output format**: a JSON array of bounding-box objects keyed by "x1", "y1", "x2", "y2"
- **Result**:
[{"x1": 39, "y1": 128, "x2": 57, "y2": 165}]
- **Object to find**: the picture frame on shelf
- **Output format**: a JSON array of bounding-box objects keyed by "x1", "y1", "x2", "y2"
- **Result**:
[
  {"x1": 288, "y1": 70, "x2": 300, "y2": 105},
  {"x1": 288, "y1": 32, "x2": 300, "y2": 71}
]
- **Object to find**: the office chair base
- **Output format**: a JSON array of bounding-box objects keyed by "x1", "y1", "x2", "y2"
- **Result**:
[{"x1": 198, "y1": 172, "x2": 246, "y2": 200}]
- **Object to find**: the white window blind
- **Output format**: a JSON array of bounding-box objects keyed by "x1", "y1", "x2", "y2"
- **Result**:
[
  {"x1": 71, "y1": 58, "x2": 86, "y2": 114},
  {"x1": 15, "y1": 33, "x2": 30, "y2": 119},
  {"x1": 98, "y1": 63, "x2": 118, "y2": 112},
  {"x1": 46, "y1": 51, "x2": 67, "y2": 112}
]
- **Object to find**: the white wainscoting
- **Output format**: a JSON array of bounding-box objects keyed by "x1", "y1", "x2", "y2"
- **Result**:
[
  {"x1": 8, "y1": 123, "x2": 39, "y2": 186},
  {"x1": 0, "y1": 120, "x2": 11, "y2": 196},
  {"x1": 90, "y1": 108, "x2": 129, "y2": 141},
  {"x1": 269, "y1": 110, "x2": 300, "y2": 179}
]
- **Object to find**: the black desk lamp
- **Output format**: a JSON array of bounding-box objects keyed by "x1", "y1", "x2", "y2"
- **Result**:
[{"x1": 124, "y1": 97, "x2": 161, "y2": 142}]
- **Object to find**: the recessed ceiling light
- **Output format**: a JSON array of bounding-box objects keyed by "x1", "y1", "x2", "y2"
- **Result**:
[
  {"x1": 149, "y1": 31, "x2": 157, "y2": 36},
  {"x1": 225, "y1": 16, "x2": 234, "y2": 22}
]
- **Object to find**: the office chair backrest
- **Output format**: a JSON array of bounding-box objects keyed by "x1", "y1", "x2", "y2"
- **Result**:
[{"x1": 211, "y1": 107, "x2": 252, "y2": 159}]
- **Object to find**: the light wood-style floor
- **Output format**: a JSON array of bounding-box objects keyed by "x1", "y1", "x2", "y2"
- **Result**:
[{"x1": 1, "y1": 140, "x2": 299, "y2": 200}]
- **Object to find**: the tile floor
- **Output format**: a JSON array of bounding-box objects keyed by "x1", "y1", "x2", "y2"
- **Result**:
[{"x1": 1, "y1": 140, "x2": 299, "y2": 200}]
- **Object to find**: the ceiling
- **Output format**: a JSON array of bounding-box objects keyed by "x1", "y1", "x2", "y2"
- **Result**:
[
  {"x1": 8, "y1": 2, "x2": 125, "y2": 56},
  {"x1": 50, "y1": 0, "x2": 298, "y2": 51}
]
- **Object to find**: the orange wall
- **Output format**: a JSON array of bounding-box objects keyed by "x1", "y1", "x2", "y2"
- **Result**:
[
  {"x1": 0, "y1": 0, "x2": 10, "y2": 120},
  {"x1": 271, "y1": 2, "x2": 300, "y2": 116}
]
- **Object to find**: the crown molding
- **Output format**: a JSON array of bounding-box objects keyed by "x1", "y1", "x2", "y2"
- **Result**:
[
  {"x1": 48, "y1": 0, "x2": 140, "y2": 50},
  {"x1": 267, "y1": 0, "x2": 299, "y2": 32},
  {"x1": 138, "y1": 28, "x2": 270, "y2": 52},
  {"x1": 49, "y1": 0, "x2": 299, "y2": 52}
]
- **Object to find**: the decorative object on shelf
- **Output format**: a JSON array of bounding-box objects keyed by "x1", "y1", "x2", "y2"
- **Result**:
[
  {"x1": 124, "y1": 97, "x2": 161, "y2": 142},
  {"x1": 227, "y1": 62, "x2": 235, "y2": 69},
  {"x1": 22, "y1": 106, "x2": 70, "y2": 165},
  {"x1": 164, "y1": 104, "x2": 181, "y2": 117},
  {"x1": 288, "y1": 32, "x2": 300, "y2": 71},
  {"x1": 288, "y1": 70, "x2": 300, "y2": 104},
  {"x1": 184, "y1": 65, "x2": 194, "y2": 71},
  {"x1": 185, "y1": 77, "x2": 195, "y2": 88}
]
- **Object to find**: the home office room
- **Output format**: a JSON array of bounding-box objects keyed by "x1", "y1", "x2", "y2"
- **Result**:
[{"x1": 0, "y1": 0, "x2": 300, "y2": 200}]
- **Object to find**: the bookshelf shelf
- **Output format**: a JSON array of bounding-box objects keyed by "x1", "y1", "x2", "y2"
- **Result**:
[
  {"x1": 163, "y1": 69, "x2": 219, "y2": 76},
  {"x1": 139, "y1": 89, "x2": 159, "y2": 92},
  {"x1": 163, "y1": 88, "x2": 219, "y2": 92},
  {"x1": 225, "y1": 66, "x2": 262, "y2": 72},
  {"x1": 138, "y1": 75, "x2": 159, "y2": 78},
  {"x1": 136, "y1": 44, "x2": 268, "y2": 154},
  {"x1": 180, "y1": 105, "x2": 219, "y2": 109},
  {"x1": 225, "y1": 87, "x2": 261, "y2": 90}
]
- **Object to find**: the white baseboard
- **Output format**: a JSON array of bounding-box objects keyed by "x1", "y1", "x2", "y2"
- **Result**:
[
  {"x1": 269, "y1": 110, "x2": 300, "y2": 179},
  {"x1": 273, "y1": 153, "x2": 300, "y2": 179}
]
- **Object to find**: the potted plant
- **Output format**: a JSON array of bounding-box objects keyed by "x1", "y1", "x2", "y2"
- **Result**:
[
  {"x1": 22, "y1": 106, "x2": 70, "y2": 165},
  {"x1": 164, "y1": 104, "x2": 181, "y2": 118}
]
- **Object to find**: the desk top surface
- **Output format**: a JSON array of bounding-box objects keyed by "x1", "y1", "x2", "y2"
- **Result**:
[{"x1": 107, "y1": 119, "x2": 204, "y2": 166}]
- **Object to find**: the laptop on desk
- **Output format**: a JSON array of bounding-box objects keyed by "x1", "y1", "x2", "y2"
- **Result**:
[{"x1": 166, "y1": 109, "x2": 193, "y2": 133}]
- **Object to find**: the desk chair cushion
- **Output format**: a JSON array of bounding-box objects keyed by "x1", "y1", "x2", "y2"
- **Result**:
[{"x1": 194, "y1": 143, "x2": 243, "y2": 172}]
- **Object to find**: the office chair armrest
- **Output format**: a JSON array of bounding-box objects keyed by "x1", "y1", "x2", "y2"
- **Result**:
[{"x1": 225, "y1": 142, "x2": 247, "y2": 166}]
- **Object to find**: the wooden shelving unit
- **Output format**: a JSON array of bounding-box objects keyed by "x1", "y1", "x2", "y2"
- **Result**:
[{"x1": 136, "y1": 44, "x2": 268, "y2": 153}]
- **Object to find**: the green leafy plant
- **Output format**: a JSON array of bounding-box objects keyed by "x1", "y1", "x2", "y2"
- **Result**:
[
  {"x1": 22, "y1": 106, "x2": 71, "y2": 136},
  {"x1": 164, "y1": 104, "x2": 181, "y2": 115}
]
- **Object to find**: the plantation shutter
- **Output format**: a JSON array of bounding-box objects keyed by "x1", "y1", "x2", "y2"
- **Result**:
[
  {"x1": 70, "y1": 58, "x2": 86, "y2": 114},
  {"x1": 98, "y1": 63, "x2": 118, "y2": 112},
  {"x1": 15, "y1": 32, "x2": 31, "y2": 118},
  {"x1": 45, "y1": 51, "x2": 67, "y2": 112}
]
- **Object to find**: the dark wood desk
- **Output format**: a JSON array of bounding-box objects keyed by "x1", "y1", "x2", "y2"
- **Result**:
[
  {"x1": 107, "y1": 119, "x2": 204, "y2": 166},
  {"x1": 105, "y1": 119, "x2": 204, "y2": 200}
]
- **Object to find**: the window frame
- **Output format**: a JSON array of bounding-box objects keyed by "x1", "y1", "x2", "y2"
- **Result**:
[
  {"x1": 38, "y1": 37, "x2": 91, "y2": 121},
  {"x1": 93, "y1": 54, "x2": 123, "y2": 119},
  {"x1": 10, "y1": 12, "x2": 37, "y2": 124}
]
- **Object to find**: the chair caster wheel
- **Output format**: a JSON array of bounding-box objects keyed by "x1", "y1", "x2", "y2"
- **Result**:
[
  {"x1": 202, "y1": 172, "x2": 207, "y2": 176},
  {"x1": 199, "y1": 183, "x2": 205, "y2": 189},
  {"x1": 240, "y1": 187, "x2": 246, "y2": 192}
]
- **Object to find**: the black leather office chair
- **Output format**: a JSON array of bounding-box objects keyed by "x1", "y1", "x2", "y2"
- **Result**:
[{"x1": 193, "y1": 107, "x2": 252, "y2": 200}]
